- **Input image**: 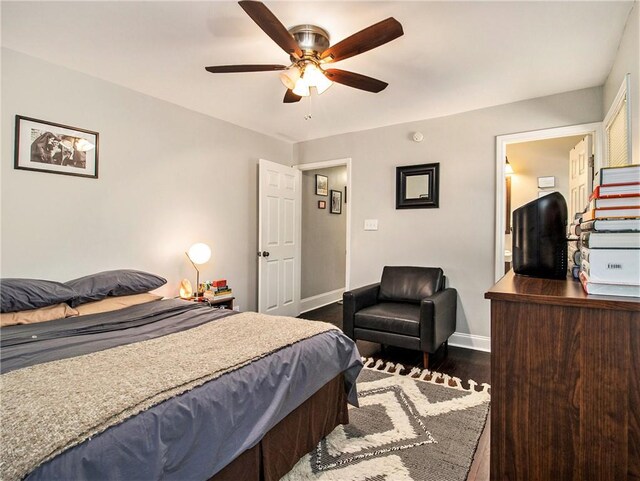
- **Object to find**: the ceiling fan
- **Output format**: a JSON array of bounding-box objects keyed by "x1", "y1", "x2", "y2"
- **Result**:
[{"x1": 205, "y1": 1, "x2": 404, "y2": 103}]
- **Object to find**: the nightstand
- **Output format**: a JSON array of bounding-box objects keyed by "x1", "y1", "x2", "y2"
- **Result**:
[{"x1": 206, "y1": 297, "x2": 235, "y2": 310}]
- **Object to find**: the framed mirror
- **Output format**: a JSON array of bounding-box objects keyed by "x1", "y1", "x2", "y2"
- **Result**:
[{"x1": 395, "y1": 163, "x2": 440, "y2": 209}]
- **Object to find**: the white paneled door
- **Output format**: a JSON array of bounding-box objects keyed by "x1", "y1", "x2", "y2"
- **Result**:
[
  {"x1": 569, "y1": 136, "x2": 592, "y2": 220},
  {"x1": 258, "y1": 159, "x2": 301, "y2": 316}
]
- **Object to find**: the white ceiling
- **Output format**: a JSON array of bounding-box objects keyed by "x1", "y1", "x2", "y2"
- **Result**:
[{"x1": 2, "y1": 1, "x2": 634, "y2": 143}]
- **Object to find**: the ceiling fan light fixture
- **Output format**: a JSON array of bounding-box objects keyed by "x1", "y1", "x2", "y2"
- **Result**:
[
  {"x1": 204, "y1": 2, "x2": 404, "y2": 104},
  {"x1": 279, "y1": 66, "x2": 301, "y2": 90},
  {"x1": 303, "y1": 63, "x2": 333, "y2": 94},
  {"x1": 292, "y1": 77, "x2": 310, "y2": 97}
]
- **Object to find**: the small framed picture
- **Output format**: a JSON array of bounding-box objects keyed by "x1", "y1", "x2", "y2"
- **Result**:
[
  {"x1": 318, "y1": 200, "x2": 326, "y2": 209},
  {"x1": 537, "y1": 176, "x2": 555, "y2": 188},
  {"x1": 315, "y1": 174, "x2": 328, "y2": 196},
  {"x1": 14, "y1": 115, "x2": 99, "y2": 179},
  {"x1": 330, "y1": 190, "x2": 342, "y2": 214},
  {"x1": 538, "y1": 190, "x2": 557, "y2": 198}
]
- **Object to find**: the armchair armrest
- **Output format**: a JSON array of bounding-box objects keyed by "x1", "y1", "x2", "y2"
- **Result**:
[
  {"x1": 419, "y1": 287, "x2": 457, "y2": 353},
  {"x1": 342, "y1": 283, "x2": 380, "y2": 339}
]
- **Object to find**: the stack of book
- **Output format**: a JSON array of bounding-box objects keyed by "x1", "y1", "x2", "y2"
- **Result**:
[
  {"x1": 567, "y1": 214, "x2": 582, "y2": 279},
  {"x1": 579, "y1": 165, "x2": 640, "y2": 297},
  {"x1": 204, "y1": 279, "x2": 233, "y2": 301}
]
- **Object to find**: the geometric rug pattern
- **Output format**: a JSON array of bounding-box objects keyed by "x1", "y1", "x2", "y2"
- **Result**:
[{"x1": 282, "y1": 358, "x2": 490, "y2": 481}]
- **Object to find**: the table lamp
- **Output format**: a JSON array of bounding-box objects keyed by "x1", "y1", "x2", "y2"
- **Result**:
[{"x1": 186, "y1": 243, "x2": 211, "y2": 297}]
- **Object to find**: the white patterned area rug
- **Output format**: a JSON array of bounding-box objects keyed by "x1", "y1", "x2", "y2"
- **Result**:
[{"x1": 282, "y1": 358, "x2": 490, "y2": 481}]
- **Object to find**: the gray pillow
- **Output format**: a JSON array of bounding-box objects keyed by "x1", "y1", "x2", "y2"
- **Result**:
[
  {"x1": 65, "y1": 269, "x2": 167, "y2": 307},
  {"x1": 1, "y1": 278, "x2": 78, "y2": 313}
]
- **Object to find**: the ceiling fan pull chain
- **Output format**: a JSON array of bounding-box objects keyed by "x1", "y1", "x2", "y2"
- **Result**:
[{"x1": 304, "y1": 94, "x2": 313, "y2": 121}]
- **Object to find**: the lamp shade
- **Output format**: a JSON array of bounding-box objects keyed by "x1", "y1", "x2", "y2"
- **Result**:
[
  {"x1": 279, "y1": 67, "x2": 301, "y2": 90},
  {"x1": 187, "y1": 243, "x2": 211, "y2": 264},
  {"x1": 304, "y1": 64, "x2": 332, "y2": 94},
  {"x1": 505, "y1": 158, "x2": 514, "y2": 175},
  {"x1": 179, "y1": 278, "x2": 193, "y2": 299},
  {"x1": 292, "y1": 77, "x2": 310, "y2": 97}
]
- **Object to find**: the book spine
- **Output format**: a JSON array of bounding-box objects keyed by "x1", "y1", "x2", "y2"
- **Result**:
[
  {"x1": 600, "y1": 165, "x2": 640, "y2": 185},
  {"x1": 582, "y1": 210, "x2": 595, "y2": 222},
  {"x1": 572, "y1": 265, "x2": 580, "y2": 279},
  {"x1": 580, "y1": 219, "x2": 640, "y2": 233},
  {"x1": 579, "y1": 220, "x2": 595, "y2": 232},
  {"x1": 590, "y1": 183, "x2": 640, "y2": 200},
  {"x1": 578, "y1": 270, "x2": 640, "y2": 297},
  {"x1": 578, "y1": 270, "x2": 590, "y2": 294},
  {"x1": 568, "y1": 223, "x2": 581, "y2": 237},
  {"x1": 584, "y1": 207, "x2": 640, "y2": 220},
  {"x1": 590, "y1": 196, "x2": 640, "y2": 210},
  {"x1": 580, "y1": 232, "x2": 590, "y2": 248},
  {"x1": 580, "y1": 247, "x2": 640, "y2": 284}
]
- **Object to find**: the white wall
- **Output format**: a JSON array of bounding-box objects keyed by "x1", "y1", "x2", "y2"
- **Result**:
[
  {"x1": 294, "y1": 87, "x2": 603, "y2": 341},
  {"x1": 1, "y1": 49, "x2": 293, "y2": 309},
  {"x1": 603, "y1": 1, "x2": 639, "y2": 164},
  {"x1": 301, "y1": 166, "x2": 347, "y2": 299}
]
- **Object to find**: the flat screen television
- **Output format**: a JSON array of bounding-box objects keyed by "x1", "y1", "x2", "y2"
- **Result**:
[{"x1": 512, "y1": 192, "x2": 568, "y2": 279}]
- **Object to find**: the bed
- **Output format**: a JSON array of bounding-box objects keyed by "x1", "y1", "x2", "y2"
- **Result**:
[{"x1": 1, "y1": 295, "x2": 362, "y2": 481}]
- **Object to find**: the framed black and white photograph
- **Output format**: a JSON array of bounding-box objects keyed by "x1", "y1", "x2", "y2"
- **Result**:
[
  {"x1": 14, "y1": 115, "x2": 99, "y2": 179},
  {"x1": 318, "y1": 200, "x2": 326, "y2": 209},
  {"x1": 330, "y1": 190, "x2": 342, "y2": 214},
  {"x1": 315, "y1": 174, "x2": 328, "y2": 196}
]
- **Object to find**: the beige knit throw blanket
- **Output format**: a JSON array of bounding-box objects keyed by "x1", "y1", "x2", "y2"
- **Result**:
[{"x1": 0, "y1": 312, "x2": 337, "y2": 481}]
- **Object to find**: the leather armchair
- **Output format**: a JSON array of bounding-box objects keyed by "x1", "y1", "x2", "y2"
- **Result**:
[{"x1": 343, "y1": 266, "x2": 457, "y2": 368}]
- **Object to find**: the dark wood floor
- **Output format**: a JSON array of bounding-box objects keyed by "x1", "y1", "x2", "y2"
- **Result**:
[{"x1": 300, "y1": 302, "x2": 491, "y2": 481}]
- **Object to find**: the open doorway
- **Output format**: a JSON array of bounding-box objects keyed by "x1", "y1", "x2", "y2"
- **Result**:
[
  {"x1": 296, "y1": 158, "x2": 351, "y2": 313},
  {"x1": 495, "y1": 123, "x2": 604, "y2": 281}
]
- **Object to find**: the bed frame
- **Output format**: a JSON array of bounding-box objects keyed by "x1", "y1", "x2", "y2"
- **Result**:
[{"x1": 211, "y1": 374, "x2": 348, "y2": 481}]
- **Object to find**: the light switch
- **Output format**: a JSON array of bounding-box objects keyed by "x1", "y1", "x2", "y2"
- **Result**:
[{"x1": 364, "y1": 219, "x2": 378, "y2": 231}]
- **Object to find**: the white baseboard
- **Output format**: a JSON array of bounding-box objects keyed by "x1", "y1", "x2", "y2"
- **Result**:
[
  {"x1": 449, "y1": 332, "x2": 491, "y2": 352},
  {"x1": 300, "y1": 288, "x2": 344, "y2": 314}
]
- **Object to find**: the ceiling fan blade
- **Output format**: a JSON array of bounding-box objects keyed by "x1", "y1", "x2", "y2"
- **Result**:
[
  {"x1": 283, "y1": 89, "x2": 302, "y2": 103},
  {"x1": 324, "y1": 69, "x2": 388, "y2": 93},
  {"x1": 239, "y1": 1, "x2": 303, "y2": 58},
  {"x1": 320, "y1": 17, "x2": 403, "y2": 63},
  {"x1": 205, "y1": 64, "x2": 287, "y2": 73}
]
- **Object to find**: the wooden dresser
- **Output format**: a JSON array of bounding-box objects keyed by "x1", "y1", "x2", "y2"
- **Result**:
[{"x1": 485, "y1": 271, "x2": 640, "y2": 481}]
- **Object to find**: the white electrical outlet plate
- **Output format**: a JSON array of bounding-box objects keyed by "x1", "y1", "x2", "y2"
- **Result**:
[{"x1": 364, "y1": 219, "x2": 378, "y2": 231}]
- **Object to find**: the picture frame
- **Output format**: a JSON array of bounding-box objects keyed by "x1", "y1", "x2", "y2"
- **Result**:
[
  {"x1": 537, "y1": 176, "x2": 555, "y2": 188},
  {"x1": 315, "y1": 174, "x2": 328, "y2": 196},
  {"x1": 14, "y1": 115, "x2": 99, "y2": 179},
  {"x1": 538, "y1": 190, "x2": 557, "y2": 198},
  {"x1": 330, "y1": 190, "x2": 342, "y2": 214},
  {"x1": 396, "y1": 162, "x2": 439, "y2": 209},
  {"x1": 318, "y1": 200, "x2": 326, "y2": 209}
]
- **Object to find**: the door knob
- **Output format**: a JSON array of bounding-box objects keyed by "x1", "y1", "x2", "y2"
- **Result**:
[{"x1": 262, "y1": 251, "x2": 270, "y2": 257}]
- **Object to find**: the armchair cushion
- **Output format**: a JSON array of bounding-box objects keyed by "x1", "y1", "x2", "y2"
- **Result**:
[
  {"x1": 354, "y1": 302, "x2": 420, "y2": 337},
  {"x1": 378, "y1": 266, "x2": 444, "y2": 303}
]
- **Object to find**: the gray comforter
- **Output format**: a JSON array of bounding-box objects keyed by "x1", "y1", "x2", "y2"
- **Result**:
[{"x1": 1, "y1": 299, "x2": 362, "y2": 480}]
